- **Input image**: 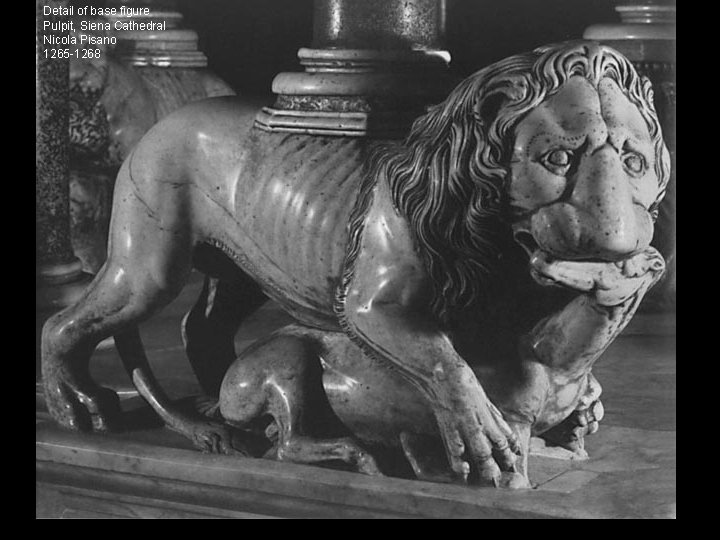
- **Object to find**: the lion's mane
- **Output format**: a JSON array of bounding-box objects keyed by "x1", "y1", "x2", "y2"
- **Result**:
[{"x1": 339, "y1": 41, "x2": 671, "y2": 326}]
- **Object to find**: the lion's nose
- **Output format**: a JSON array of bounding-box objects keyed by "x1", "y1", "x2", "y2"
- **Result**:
[
  {"x1": 530, "y1": 146, "x2": 654, "y2": 261},
  {"x1": 568, "y1": 146, "x2": 642, "y2": 260}
]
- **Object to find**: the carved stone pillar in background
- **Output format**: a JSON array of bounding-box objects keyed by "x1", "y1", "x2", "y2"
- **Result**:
[
  {"x1": 105, "y1": 0, "x2": 235, "y2": 123},
  {"x1": 256, "y1": 0, "x2": 452, "y2": 138},
  {"x1": 68, "y1": 0, "x2": 235, "y2": 272},
  {"x1": 584, "y1": 1, "x2": 676, "y2": 310},
  {"x1": 36, "y1": 0, "x2": 93, "y2": 310}
]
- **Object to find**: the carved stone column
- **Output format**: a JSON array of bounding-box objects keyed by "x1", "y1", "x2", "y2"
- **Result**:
[
  {"x1": 256, "y1": 0, "x2": 452, "y2": 138},
  {"x1": 36, "y1": 0, "x2": 93, "y2": 310},
  {"x1": 584, "y1": 1, "x2": 676, "y2": 309}
]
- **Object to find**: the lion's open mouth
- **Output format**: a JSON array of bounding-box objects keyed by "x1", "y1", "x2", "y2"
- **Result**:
[
  {"x1": 513, "y1": 231, "x2": 538, "y2": 259},
  {"x1": 515, "y1": 230, "x2": 627, "y2": 266}
]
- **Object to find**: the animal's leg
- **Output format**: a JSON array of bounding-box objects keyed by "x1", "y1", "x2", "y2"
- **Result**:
[
  {"x1": 340, "y1": 187, "x2": 522, "y2": 486},
  {"x1": 574, "y1": 372, "x2": 603, "y2": 436},
  {"x1": 115, "y1": 327, "x2": 249, "y2": 455},
  {"x1": 540, "y1": 373, "x2": 604, "y2": 457},
  {"x1": 42, "y1": 147, "x2": 200, "y2": 434},
  {"x1": 182, "y1": 274, "x2": 266, "y2": 396},
  {"x1": 268, "y1": 375, "x2": 382, "y2": 476},
  {"x1": 41, "y1": 259, "x2": 187, "y2": 432},
  {"x1": 220, "y1": 329, "x2": 382, "y2": 475},
  {"x1": 273, "y1": 435, "x2": 382, "y2": 476},
  {"x1": 343, "y1": 294, "x2": 521, "y2": 486},
  {"x1": 506, "y1": 423, "x2": 533, "y2": 488},
  {"x1": 399, "y1": 430, "x2": 530, "y2": 488}
]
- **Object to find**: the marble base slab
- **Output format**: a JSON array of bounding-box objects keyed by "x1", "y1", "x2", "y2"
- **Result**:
[{"x1": 36, "y1": 416, "x2": 675, "y2": 519}]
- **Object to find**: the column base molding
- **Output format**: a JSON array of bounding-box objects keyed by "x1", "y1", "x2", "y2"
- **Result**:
[
  {"x1": 36, "y1": 266, "x2": 93, "y2": 311},
  {"x1": 254, "y1": 106, "x2": 423, "y2": 138}
]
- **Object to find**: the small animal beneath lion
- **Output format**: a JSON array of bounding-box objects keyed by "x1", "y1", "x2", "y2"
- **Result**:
[{"x1": 42, "y1": 41, "x2": 669, "y2": 489}]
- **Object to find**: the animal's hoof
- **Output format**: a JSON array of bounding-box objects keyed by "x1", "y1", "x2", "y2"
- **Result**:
[
  {"x1": 588, "y1": 400, "x2": 604, "y2": 432},
  {"x1": 500, "y1": 471, "x2": 532, "y2": 489},
  {"x1": 540, "y1": 400, "x2": 604, "y2": 457},
  {"x1": 45, "y1": 380, "x2": 122, "y2": 433}
]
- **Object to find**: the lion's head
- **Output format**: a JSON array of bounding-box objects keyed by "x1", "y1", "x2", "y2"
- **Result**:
[{"x1": 378, "y1": 40, "x2": 671, "y2": 324}]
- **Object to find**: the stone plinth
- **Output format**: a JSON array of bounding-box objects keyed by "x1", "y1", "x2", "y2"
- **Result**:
[{"x1": 35, "y1": 417, "x2": 675, "y2": 519}]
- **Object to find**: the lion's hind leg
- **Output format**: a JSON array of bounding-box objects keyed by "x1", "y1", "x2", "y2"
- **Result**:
[
  {"x1": 41, "y1": 155, "x2": 198, "y2": 433},
  {"x1": 219, "y1": 327, "x2": 382, "y2": 476},
  {"x1": 41, "y1": 253, "x2": 188, "y2": 432}
]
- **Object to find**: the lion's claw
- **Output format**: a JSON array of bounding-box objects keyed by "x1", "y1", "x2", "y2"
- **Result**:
[
  {"x1": 44, "y1": 375, "x2": 121, "y2": 433},
  {"x1": 433, "y1": 372, "x2": 523, "y2": 487}
]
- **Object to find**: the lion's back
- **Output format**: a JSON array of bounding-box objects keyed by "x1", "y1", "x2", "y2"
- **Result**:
[{"x1": 230, "y1": 129, "x2": 375, "y2": 327}]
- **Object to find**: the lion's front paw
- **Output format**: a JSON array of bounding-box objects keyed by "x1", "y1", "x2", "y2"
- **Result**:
[
  {"x1": 431, "y1": 369, "x2": 523, "y2": 487},
  {"x1": 540, "y1": 400, "x2": 604, "y2": 458},
  {"x1": 43, "y1": 371, "x2": 121, "y2": 433}
]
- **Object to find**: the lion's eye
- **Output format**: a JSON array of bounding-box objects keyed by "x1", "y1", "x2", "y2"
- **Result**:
[
  {"x1": 547, "y1": 150, "x2": 571, "y2": 166},
  {"x1": 541, "y1": 149, "x2": 573, "y2": 174},
  {"x1": 623, "y1": 152, "x2": 646, "y2": 175}
]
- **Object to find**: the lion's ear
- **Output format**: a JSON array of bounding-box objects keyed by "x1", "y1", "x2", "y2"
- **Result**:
[
  {"x1": 474, "y1": 93, "x2": 506, "y2": 127},
  {"x1": 473, "y1": 83, "x2": 524, "y2": 127}
]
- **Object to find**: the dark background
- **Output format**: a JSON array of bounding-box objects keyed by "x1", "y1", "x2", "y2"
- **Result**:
[
  {"x1": 69, "y1": 0, "x2": 624, "y2": 95},
  {"x1": 172, "y1": 0, "x2": 618, "y2": 96}
]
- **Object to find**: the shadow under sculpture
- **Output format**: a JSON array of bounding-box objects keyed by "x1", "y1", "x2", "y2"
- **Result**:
[{"x1": 41, "y1": 41, "x2": 670, "y2": 490}]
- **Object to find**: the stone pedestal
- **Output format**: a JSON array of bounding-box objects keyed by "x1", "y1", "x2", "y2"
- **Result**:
[
  {"x1": 36, "y1": 0, "x2": 93, "y2": 310},
  {"x1": 584, "y1": 2, "x2": 676, "y2": 310},
  {"x1": 256, "y1": 0, "x2": 452, "y2": 138}
]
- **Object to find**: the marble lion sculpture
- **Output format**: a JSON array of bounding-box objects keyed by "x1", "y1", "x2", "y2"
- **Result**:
[{"x1": 42, "y1": 41, "x2": 669, "y2": 489}]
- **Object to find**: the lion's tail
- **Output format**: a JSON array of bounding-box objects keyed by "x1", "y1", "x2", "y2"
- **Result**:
[{"x1": 113, "y1": 325, "x2": 212, "y2": 429}]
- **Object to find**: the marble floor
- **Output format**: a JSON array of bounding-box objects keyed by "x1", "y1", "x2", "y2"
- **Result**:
[{"x1": 36, "y1": 272, "x2": 676, "y2": 518}]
